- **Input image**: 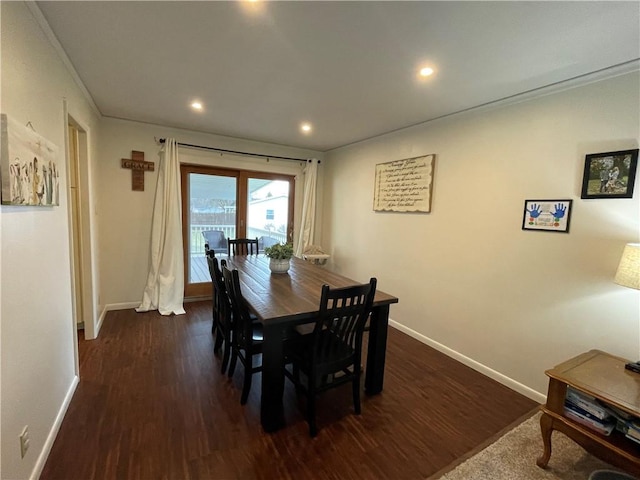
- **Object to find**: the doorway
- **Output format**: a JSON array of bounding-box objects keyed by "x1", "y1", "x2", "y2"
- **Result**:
[
  {"x1": 66, "y1": 114, "x2": 96, "y2": 340},
  {"x1": 68, "y1": 124, "x2": 84, "y2": 334},
  {"x1": 181, "y1": 164, "x2": 295, "y2": 297}
]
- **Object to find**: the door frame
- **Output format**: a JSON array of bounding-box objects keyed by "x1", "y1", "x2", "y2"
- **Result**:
[
  {"x1": 180, "y1": 163, "x2": 295, "y2": 298},
  {"x1": 64, "y1": 102, "x2": 97, "y2": 346}
]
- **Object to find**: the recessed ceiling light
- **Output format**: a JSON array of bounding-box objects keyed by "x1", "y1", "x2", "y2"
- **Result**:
[
  {"x1": 240, "y1": 0, "x2": 265, "y2": 15},
  {"x1": 301, "y1": 123, "x2": 312, "y2": 134},
  {"x1": 419, "y1": 67, "x2": 435, "y2": 77},
  {"x1": 191, "y1": 101, "x2": 203, "y2": 111}
]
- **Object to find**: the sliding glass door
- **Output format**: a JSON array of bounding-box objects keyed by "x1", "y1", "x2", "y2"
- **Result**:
[
  {"x1": 181, "y1": 164, "x2": 294, "y2": 297},
  {"x1": 246, "y1": 177, "x2": 292, "y2": 247}
]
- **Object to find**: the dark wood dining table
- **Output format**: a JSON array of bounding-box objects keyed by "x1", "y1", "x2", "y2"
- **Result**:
[{"x1": 225, "y1": 254, "x2": 399, "y2": 432}]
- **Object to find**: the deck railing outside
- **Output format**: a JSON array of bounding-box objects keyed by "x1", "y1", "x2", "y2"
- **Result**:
[
  {"x1": 247, "y1": 227, "x2": 287, "y2": 246},
  {"x1": 191, "y1": 224, "x2": 235, "y2": 256},
  {"x1": 190, "y1": 224, "x2": 288, "y2": 256},
  {"x1": 189, "y1": 225, "x2": 288, "y2": 283}
]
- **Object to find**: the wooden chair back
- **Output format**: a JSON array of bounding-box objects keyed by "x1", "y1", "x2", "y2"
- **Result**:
[
  {"x1": 312, "y1": 278, "x2": 377, "y2": 365},
  {"x1": 227, "y1": 237, "x2": 258, "y2": 255},
  {"x1": 207, "y1": 251, "x2": 233, "y2": 373},
  {"x1": 222, "y1": 265, "x2": 264, "y2": 404},
  {"x1": 222, "y1": 266, "x2": 254, "y2": 349},
  {"x1": 211, "y1": 257, "x2": 230, "y2": 325},
  {"x1": 228, "y1": 238, "x2": 259, "y2": 255}
]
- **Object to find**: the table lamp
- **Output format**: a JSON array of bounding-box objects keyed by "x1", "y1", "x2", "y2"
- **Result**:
[{"x1": 614, "y1": 243, "x2": 640, "y2": 372}]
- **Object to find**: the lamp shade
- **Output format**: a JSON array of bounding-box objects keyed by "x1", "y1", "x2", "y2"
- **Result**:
[{"x1": 614, "y1": 243, "x2": 640, "y2": 290}]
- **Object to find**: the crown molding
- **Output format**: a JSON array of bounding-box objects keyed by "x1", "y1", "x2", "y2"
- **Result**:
[
  {"x1": 332, "y1": 59, "x2": 640, "y2": 152},
  {"x1": 463, "y1": 58, "x2": 640, "y2": 113}
]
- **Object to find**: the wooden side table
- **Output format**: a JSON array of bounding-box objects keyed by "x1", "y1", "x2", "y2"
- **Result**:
[{"x1": 538, "y1": 350, "x2": 640, "y2": 476}]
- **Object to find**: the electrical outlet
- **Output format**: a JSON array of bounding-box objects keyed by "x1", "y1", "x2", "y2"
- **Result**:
[{"x1": 19, "y1": 426, "x2": 30, "y2": 459}]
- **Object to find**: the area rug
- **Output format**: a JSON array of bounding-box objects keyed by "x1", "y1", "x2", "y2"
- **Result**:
[{"x1": 430, "y1": 411, "x2": 632, "y2": 480}]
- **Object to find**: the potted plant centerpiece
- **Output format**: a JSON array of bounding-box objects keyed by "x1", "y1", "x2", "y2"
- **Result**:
[{"x1": 264, "y1": 242, "x2": 294, "y2": 274}]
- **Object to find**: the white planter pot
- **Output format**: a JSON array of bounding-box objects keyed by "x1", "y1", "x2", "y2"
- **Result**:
[{"x1": 269, "y1": 258, "x2": 290, "y2": 274}]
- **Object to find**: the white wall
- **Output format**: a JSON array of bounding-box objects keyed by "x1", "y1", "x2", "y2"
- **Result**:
[
  {"x1": 97, "y1": 118, "x2": 323, "y2": 309},
  {"x1": 323, "y1": 71, "x2": 640, "y2": 399},
  {"x1": 1, "y1": 2, "x2": 101, "y2": 479}
]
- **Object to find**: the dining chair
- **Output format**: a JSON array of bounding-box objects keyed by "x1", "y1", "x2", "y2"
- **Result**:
[
  {"x1": 228, "y1": 237, "x2": 259, "y2": 256},
  {"x1": 207, "y1": 251, "x2": 233, "y2": 374},
  {"x1": 284, "y1": 277, "x2": 377, "y2": 437},
  {"x1": 205, "y1": 250, "x2": 218, "y2": 335},
  {"x1": 257, "y1": 235, "x2": 279, "y2": 253},
  {"x1": 222, "y1": 266, "x2": 264, "y2": 405},
  {"x1": 202, "y1": 229, "x2": 227, "y2": 255}
]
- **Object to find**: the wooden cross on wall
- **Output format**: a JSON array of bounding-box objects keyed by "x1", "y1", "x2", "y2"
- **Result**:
[{"x1": 121, "y1": 150, "x2": 155, "y2": 191}]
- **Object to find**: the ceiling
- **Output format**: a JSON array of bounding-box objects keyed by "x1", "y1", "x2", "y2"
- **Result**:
[{"x1": 36, "y1": 1, "x2": 640, "y2": 152}]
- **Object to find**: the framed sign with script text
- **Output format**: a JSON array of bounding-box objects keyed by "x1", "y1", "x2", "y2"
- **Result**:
[{"x1": 373, "y1": 154, "x2": 435, "y2": 213}]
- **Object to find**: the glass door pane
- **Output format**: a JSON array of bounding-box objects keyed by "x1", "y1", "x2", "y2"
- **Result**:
[
  {"x1": 182, "y1": 165, "x2": 295, "y2": 298},
  {"x1": 187, "y1": 172, "x2": 236, "y2": 286},
  {"x1": 246, "y1": 178, "x2": 290, "y2": 251}
]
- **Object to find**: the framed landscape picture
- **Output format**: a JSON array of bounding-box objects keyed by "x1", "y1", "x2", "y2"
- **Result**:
[
  {"x1": 522, "y1": 199, "x2": 573, "y2": 233},
  {"x1": 580, "y1": 149, "x2": 638, "y2": 199}
]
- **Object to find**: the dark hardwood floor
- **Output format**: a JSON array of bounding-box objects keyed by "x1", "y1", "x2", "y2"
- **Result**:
[{"x1": 41, "y1": 301, "x2": 538, "y2": 480}]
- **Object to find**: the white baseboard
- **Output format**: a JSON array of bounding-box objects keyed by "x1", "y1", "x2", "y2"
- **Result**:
[
  {"x1": 388, "y1": 319, "x2": 547, "y2": 405},
  {"x1": 102, "y1": 299, "x2": 206, "y2": 312},
  {"x1": 185, "y1": 296, "x2": 209, "y2": 303},
  {"x1": 98, "y1": 301, "x2": 140, "y2": 326},
  {"x1": 105, "y1": 301, "x2": 140, "y2": 312},
  {"x1": 99, "y1": 298, "x2": 206, "y2": 325},
  {"x1": 95, "y1": 309, "x2": 104, "y2": 337},
  {"x1": 31, "y1": 375, "x2": 80, "y2": 480}
]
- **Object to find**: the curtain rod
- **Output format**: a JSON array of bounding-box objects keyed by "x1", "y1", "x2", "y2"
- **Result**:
[{"x1": 157, "y1": 138, "x2": 319, "y2": 164}]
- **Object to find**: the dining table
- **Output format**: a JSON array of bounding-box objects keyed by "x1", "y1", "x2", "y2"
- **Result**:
[{"x1": 224, "y1": 254, "x2": 399, "y2": 432}]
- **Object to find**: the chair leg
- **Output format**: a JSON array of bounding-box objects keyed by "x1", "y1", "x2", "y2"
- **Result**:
[
  {"x1": 292, "y1": 364, "x2": 303, "y2": 395},
  {"x1": 240, "y1": 359, "x2": 252, "y2": 405},
  {"x1": 227, "y1": 346, "x2": 238, "y2": 377},
  {"x1": 221, "y1": 332, "x2": 231, "y2": 374},
  {"x1": 353, "y1": 373, "x2": 361, "y2": 415},
  {"x1": 307, "y1": 372, "x2": 318, "y2": 437},
  {"x1": 307, "y1": 393, "x2": 318, "y2": 437},
  {"x1": 211, "y1": 309, "x2": 217, "y2": 336},
  {"x1": 213, "y1": 327, "x2": 223, "y2": 354}
]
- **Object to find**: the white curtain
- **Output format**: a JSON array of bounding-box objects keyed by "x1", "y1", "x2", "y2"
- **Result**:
[
  {"x1": 136, "y1": 138, "x2": 186, "y2": 315},
  {"x1": 295, "y1": 159, "x2": 319, "y2": 257}
]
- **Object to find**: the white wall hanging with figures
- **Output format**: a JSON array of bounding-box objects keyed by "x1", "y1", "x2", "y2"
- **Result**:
[{"x1": 0, "y1": 113, "x2": 60, "y2": 206}]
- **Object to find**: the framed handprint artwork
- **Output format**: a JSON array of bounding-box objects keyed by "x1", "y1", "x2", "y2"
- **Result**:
[{"x1": 522, "y1": 199, "x2": 573, "y2": 233}]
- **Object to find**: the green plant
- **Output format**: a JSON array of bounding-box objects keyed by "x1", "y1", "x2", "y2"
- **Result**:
[{"x1": 264, "y1": 242, "x2": 294, "y2": 260}]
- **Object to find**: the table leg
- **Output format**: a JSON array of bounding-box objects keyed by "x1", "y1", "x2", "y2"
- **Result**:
[
  {"x1": 260, "y1": 323, "x2": 287, "y2": 432},
  {"x1": 537, "y1": 412, "x2": 554, "y2": 469},
  {"x1": 365, "y1": 304, "x2": 389, "y2": 395}
]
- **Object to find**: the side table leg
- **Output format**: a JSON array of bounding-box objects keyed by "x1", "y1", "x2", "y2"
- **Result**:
[{"x1": 537, "y1": 412, "x2": 553, "y2": 469}]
